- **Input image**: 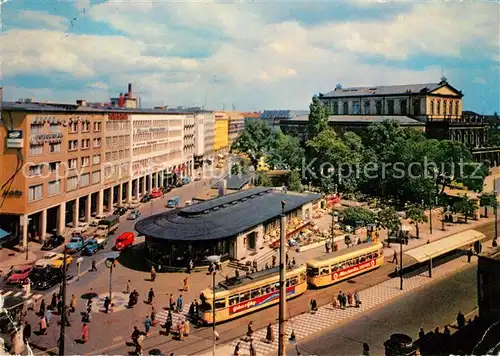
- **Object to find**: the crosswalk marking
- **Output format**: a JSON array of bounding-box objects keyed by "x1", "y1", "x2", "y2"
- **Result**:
[
  {"x1": 0, "y1": 289, "x2": 43, "y2": 301},
  {"x1": 1, "y1": 290, "x2": 13, "y2": 297},
  {"x1": 13, "y1": 291, "x2": 22, "y2": 297},
  {"x1": 155, "y1": 306, "x2": 189, "y2": 325}
]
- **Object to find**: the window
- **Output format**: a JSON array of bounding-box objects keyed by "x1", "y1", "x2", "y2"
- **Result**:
[
  {"x1": 214, "y1": 299, "x2": 226, "y2": 310},
  {"x1": 28, "y1": 184, "x2": 43, "y2": 202},
  {"x1": 48, "y1": 180, "x2": 60, "y2": 196},
  {"x1": 430, "y1": 101, "x2": 435, "y2": 115},
  {"x1": 66, "y1": 176, "x2": 78, "y2": 191},
  {"x1": 449, "y1": 101, "x2": 453, "y2": 116},
  {"x1": 29, "y1": 144, "x2": 43, "y2": 156},
  {"x1": 28, "y1": 164, "x2": 43, "y2": 177},
  {"x1": 376, "y1": 101, "x2": 382, "y2": 115},
  {"x1": 81, "y1": 139, "x2": 90, "y2": 149},
  {"x1": 49, "y1": 124, "x2": 61, "y2": 133},
  {"x1": 93, "y1": 138, "x2": 101, "y2": 148},
  {"x1": 92, "y1": 154, "x2": 101, "y2": 165},
  {"x1": 49, "y1": 161, "x2": 60, "y2": 172},
  {"x1": 81, "y1": 156, "x2": 90, "y2": 167},
  {"x1": 30, "y1": 124, "x2": 44, "y2": 134},
  {"x1": 343, "y1": 102, "x2": 348, "y2": 114},
  {"x1": 70, "y1": 122, "x2": 78, "y2": 133},
  {"x1": 239, "y1": 292, "x2": 250, "y2": 302},
  {"x1": 49, "y1": 142, "x2": 61, "y2": 153},
  {"x1": 68, "y1": 158, "x2": 77, "y2": 169},
  {"x1": 82, "y1": 121, "x2": 90, "y2": 132},
  {"x1": 320, "y1": 267, "x2": 330, "y2": 276},
  {"x1": 353, "y1": 102, "x2": 360, "y2": 114},
  {"x1": 443, "y1": 100, "x2": 447, "y2": 115},
  {"x1": 93, "y1": 122, "x2": 101, "y2": 132},
  {"x1": 80, "y1": 173, "x2": 90, "y2": 187},
  {"x1": 455, "y1": 101, "x2": 459, "y2": 116},
  {"x1": 412, "y1": 99, "x2": 421, "y2": 115},
  {"x1": 251, "y1": 289, "x2": 261, "y2": 299},
  {"x1": 332, "y1": 102, "x2": 339, "y2": 115},
  {"x1": 387, "y1": 100, "x2": 394, "y2": 115},
  {"x1": 69, "y1": 140, "x2": 78, "y2": 151},
  {"x1": 400, "y1": 99, "x2": 407, "y2": 115},
  {"x1": 91, "y1": 170, "x2": 101, "y2": 184},
  {"x1": 364, "y1": 101, "x2": 370, "y2": 114},
  {"x1": 229, "y1": 295, "x2": 239, "y2": 306}
]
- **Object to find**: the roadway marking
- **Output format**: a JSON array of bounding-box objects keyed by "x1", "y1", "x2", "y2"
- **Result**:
[
  {"x1": 13, "y1": 291, "x2": 22, "y2": 297},
  {"x1": 1, "y1": 290, "x2": 13, "y2": 296}
]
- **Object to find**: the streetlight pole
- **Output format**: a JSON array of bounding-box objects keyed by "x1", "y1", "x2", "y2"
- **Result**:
[
  {"x1": 206, "y1": 255, "x2": 221, "y2": 356},
  {"x1": 59, "y1": 249, "x2": 67, "y2": 356},
  {"x1": 278, "y1": 201, "x2": 287, "y2": 356},
  {"x1": 429, "y1": 195, "x2": 433, "y2": 235}
]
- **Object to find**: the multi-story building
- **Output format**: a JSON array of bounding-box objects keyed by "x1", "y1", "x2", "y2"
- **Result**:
[
  {"x1": 214, "y1": 111, "x2": 229, "y2": 154},
  {"x1": 227, "y1": 111, "x2": 245, "y2": 147},
  {"x1": 193, "y1": 111, "x2": 215, "y2": 170},
  {"x1": 204, "y1": 112, "x2": 215, "y2": 162},
  {"x1": 242, "y1": 112, "x2": 261, "y2": 124}
]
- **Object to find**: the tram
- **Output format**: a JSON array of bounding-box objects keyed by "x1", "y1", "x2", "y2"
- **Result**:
[
  {"x1": 307, "y1": 242, "x2": 384, "y2": 288},
  {"x1": 199, "y1": 265, "x2": 307, "y2": 324}
]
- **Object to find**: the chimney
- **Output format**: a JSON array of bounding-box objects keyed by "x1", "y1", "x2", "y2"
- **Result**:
[
  {"x1": 118, "y1": 93, "x2": 125, "y2": 108},
  {"x1": 218, "y1": 179, "x2": 227, "y2": 197},
  {"x1": 128, "y1": 83, "x2": 132, "y2": 96}
]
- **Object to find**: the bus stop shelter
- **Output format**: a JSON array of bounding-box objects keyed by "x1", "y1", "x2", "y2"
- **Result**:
[{"x1": 404, "y1": 229, "x2": 485, "y2": 277}]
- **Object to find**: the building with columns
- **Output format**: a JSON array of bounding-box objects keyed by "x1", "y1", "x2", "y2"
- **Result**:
[{"x1": 0, "y1": 101, "x2": 200, "y2": 248}]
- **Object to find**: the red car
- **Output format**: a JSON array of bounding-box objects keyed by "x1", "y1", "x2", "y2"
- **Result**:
[
  {"x1": 7, "y1": 265, "x2": 33, "y2": 284},
  {"x1": 150, "y1": 188, "x2": 163, "y2": 199},
  {"x1": 114, "y1": 232, "x2": 135, "y2": 251}
]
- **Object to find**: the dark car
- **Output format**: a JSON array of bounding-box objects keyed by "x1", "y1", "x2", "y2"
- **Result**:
[
  {"x1": 31, "y1": 267, "x2": 66, "y2": 290},
  {"x1": 141, "y1": 194, "x2": 151, "y2": 203},
  {"x1": 163, "y1": 185, "x2": 173, "y2": 193},
  {"x1": 41, "y1": 234, "x2": 65, "y2": 251},
  {"x1": 113, "y1": 207, "x2": 127, "y2": 216}
]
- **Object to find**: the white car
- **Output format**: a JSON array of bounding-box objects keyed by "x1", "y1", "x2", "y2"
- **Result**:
[
  {"x1": 72, "y1": 222, "x2": 88, "y2": 234},
  {"x1": 35, "y1": 252, "x2": 61, "y2": 268}
]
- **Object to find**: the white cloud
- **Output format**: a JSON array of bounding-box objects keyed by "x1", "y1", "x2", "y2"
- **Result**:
[
  {"x1": 86, "y1": 81, "x2": 109, "y2": 90},
  {"x1": 473, "y1": 77, "x2": 487, "y2": 85},
  {"x1": 16, "y1": 10, "x2": 68, "y2": 31}
]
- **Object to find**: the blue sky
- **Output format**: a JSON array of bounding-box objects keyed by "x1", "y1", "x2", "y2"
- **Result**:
[{"x1": 2, "y1": 0, "x2": 499, "y2": 113}]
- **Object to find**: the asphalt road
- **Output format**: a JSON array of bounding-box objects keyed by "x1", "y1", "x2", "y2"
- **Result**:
[{"x1": 293, "y1": 264, "x2": 478, "y2": 356}]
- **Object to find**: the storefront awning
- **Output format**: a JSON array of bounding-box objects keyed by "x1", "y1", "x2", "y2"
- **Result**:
[{"x1": 404, "y1": 229, "x2": 485, "y2": 263}]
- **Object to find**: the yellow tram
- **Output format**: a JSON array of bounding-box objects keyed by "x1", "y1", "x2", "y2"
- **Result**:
[
  {"x1": 199, "y1": 265, "x2": 307, "y2": 324},
  {"x1": 307, "y1": 242, "x2": 384, "y2": 288}
]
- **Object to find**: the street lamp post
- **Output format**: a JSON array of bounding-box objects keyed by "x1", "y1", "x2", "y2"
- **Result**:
[
  {"x1": 278, "y1": 201, "x2": 287, "y2": 356},
  {"x1": 105, "y1": 252, "x2": 120, "y2": 302},
  {"x1": 206, "y1": 255, "x2": 221, "y2": 356},
  {"x1": 332, "y1": 211, "x2": 338, "y2": 246}
]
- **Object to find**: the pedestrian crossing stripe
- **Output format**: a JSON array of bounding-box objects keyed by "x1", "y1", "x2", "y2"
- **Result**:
[
  {"x1": 0, "y1": 290, "x2": 43, "y2": 301},
  {"x1": 155, "y1": 306, "x2": 189, "y2": 325}
]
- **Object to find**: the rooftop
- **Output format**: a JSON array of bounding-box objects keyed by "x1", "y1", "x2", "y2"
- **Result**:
[
  {"x1": 134, "y1": 187, "x2": 321, "y2": 241},
  {"x1": 322, "y1": 82, "x2": 462, "y2": 98},
  {"x1": 288, "y1": 115, "x2": 423, "y2": 125},
  {"x1": 211, "y1": 174, "x2": 255, "y2": 190},
  {"x1": 261, "y1": 110, "x2": 309, "y2": 120}
]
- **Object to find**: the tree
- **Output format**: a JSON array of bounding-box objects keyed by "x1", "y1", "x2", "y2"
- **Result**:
[
  {"x1": 268, "y1": 132, "x2": 305, "y2": 171},
  {"x1": 405, "y1": 204, "x2": 428, "y2": 238},
  {"x1": 479, "y1": 192, "x2": 497, "y2": 218},
  {"x1": 255, "y1": 172, "x2": 273, "y2": 187},
  {"x1": 231, "y1": 120, "x2": 277, "y2": 170},
  {"x1": 288, "y1": 170, "x2": 303, "y2": 192},
  {"x1": 339, "y1": 207, "x2": 376, "y2": 227},
  {"x1": 308, "y1": 95, "x2": 329, "y2": 140},
  {"x1": 378, "y1": 207, "x2": 401, "y2": 238},
  {"x1": 453, "y1": 195, "x2": 478, "y2": 223}
]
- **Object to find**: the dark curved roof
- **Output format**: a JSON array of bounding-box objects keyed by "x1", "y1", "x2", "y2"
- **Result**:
[{"x1": 134, "y1": 187, "x2": 321, "y2": 241}]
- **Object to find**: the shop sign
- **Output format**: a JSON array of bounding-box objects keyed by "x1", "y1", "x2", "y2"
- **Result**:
[
  {"x1": 30, "y1": 133, "x2": 63, "y2": 145},
  {"x1": 331, "y1": 259, "x2": 376, "y2": 281},
  {"x1": 6, "y1": 130, "x2": 23, "y2": 148},
  {"x1": 2, "y1": 190, "x2": 22, "y2": 197},
  {"x1": 229, "y1": 286, "x2": 296, "y2": 314},
  {"x1": 108, "y1": 112, "x2": 129, "y2": 121}
]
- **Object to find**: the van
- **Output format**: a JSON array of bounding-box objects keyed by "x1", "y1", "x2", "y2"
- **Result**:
[{"x1": 166, "y1": 196, "x2": 180, "y2": 208}]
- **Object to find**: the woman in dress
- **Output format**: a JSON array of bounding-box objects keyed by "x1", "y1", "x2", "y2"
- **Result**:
[{"x1": 82, "y1": 323, "x2": 88, "y2": 344}]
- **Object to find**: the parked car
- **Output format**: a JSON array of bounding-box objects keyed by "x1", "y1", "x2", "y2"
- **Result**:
[
  {"x1": 41, "y1": 233, "x2": 65, "y2": 250},
  {"x1": 72, "y1": 222, "x2": 88, "y2": 235},
  {"x1": 163, "y1": 185, "x2": 173, "y2": 193},
  {"x1": 114, "y1": 232, "x2": 135, "y2": 251},
  {"x1": 166, "y1": 196, "x2": 180, "y2": 208},
  {"x1": 113, "y1": 207, "x2": 127, "y2": 216},
  {"x1": 7, "y1": 265, "x2": 33, "y2": 284},
  {"x1": 150, "y1": 188, "x2": 163, "y2": 199},
  {"x1": 182, "y1": 177, "x2": 191, "y2": 185},
  {"x1": 127, "y1": 209, "x2": 141, "y2": 220},
  {"x1": 35, "y1": 252, "x2": 73, "y2": 269},
  {"x1": 31, "y1": 267, "x2": 68, "y2": 291},
  {"x1": 141, "y1": 193, "x2": 151, "y2": 203}
]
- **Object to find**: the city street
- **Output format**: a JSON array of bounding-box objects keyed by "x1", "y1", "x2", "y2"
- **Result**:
[{"x1": 292, "y1": 264, "x2": 478, "y2": 356}]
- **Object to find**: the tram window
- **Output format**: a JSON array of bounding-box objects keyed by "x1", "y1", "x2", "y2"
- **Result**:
[
  {"x1": 331, "y1": 265, "x2": 338, "y2": 272},
  {"x1": 273, "y1": 282, "x2": 280, "y2": 291},
  {"x1": 286, "y1": 280, "x2": 290, "y2": 287},
  {"x1": 373, "y1": 251, "x2": 378, "y2": 258},
  {"x1": 320, "y1": 267, "x2": 330, "y2": 275},
  {"x1": 262, "y1": 285, "x2": 271, "y2": 294},
  {"x1": 240, "y1": 292, "x2": 250, "y2": 302},
  {"x1": 379, "y1": 249, "x2": 384, "y2": 256},
  {"x1": 300, "y1": 273, "x2": 307, "y2": 282},
  {"x1": 251, "y1": 289, "x2": 261, "y2": 298},
  {"x1": 307, "y1": 267, "x2": 319, "y2": 277},
  {"x1": 290, "y1": 277, "x2": 298, "y2": 286},
  {"x1": 367, "y1": 253, "x2": 372, "y2": 259},
  {"x1": 229, "y1": 295, "x2": 239, "y2": 306},
  {"x1": 215, "y1": 299, "x2": 226, "y2": 309},
  {"x1": 360, "y1": 255, "x2": 366, "y2": 263}
]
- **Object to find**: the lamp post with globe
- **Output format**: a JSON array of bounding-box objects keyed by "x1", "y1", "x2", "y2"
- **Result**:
[{"x1": 206, "y1": 255, "x2": 221, "y2": 356}]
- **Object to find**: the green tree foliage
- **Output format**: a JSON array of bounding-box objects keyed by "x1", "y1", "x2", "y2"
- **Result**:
[
  {"x1": 255, "y1": 172, "x2": 273, "y2": 187},
  {"x1": 479, "y1": 192, "x2": 497, "y2": 218},
  {"x1": 339, "y1": 207, "x2": 376, "y2": 227},
  {"x1": 231, "y1": 120, "x2": 277, "y2": 170},
  {"x1": 405, "y1": 204, "x2": 428, "y2": 238},
  {"x1": 453, "y1": 195, "x2": 478, "y2": 223},
  {"x1": 268, "y1": 131, "x2": 305, "y2": 171},
  {"x1": 308, "y1": 95, "x2": 329, "y2": 140},
  {"x1": 288, "y1": 170, "x2": 303, "y2": 192},
  {"x1": 378, "y1": 207, "x2": 401, "y2": 238}
]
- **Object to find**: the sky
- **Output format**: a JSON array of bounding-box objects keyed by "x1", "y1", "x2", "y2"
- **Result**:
[{"x1": 1, "y1": 0, "x2": 499, "y2": 113}]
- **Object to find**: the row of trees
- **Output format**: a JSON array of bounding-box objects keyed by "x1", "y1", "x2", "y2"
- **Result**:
[{"x1": 231, "y1": 96, "x2": 489, "y2": 206}]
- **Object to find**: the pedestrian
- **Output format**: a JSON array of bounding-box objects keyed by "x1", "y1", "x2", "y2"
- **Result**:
[
  {"x1": 291, "y1": 257, "x2": 296, "y2": 268},
  {"x1": 418, "y1": 328, "x2": 425, "y2": 340},
  {"x1": 45, "y1": 309, "x2": 52, "y2": 327},
  {"x1": 342, "y1": 293, "x2": 347, "y2": 309},
  {"x1": 467, "y1": 248, "x2": 473, "y2": 263},
  {"x1": 151, "y1": 266, "x2": 156, "y2": 281},
  {"x1": 148, "y1": 288, "x2": 155, "y2": 304},
  {"x1": 50, "y1": 293, "x2": 57, "y2": 310},
  {"x1": 337, "y1": 292, "x2": 342, "y2": 308},
  {"x1": 392, "y1": 250, "x2": 398, "y2": 264},
  {"x1": 310, "y1": 299, "x2": 317, "y2": 313},
  {"x1": 90, "y1": 259, "x2": 97, "y2": 271},
  {"x1": 188, "y1": 259, "x2": 194, "y2": 274},
  {"x1": 183, "y1": 277, "x2": 189, "y2": 292},
  {"x1": 252, "y1": 259, "x2": 258, "y2": 272},
  {"x1": 444, "y1": 325, "x2": 451, "y2": 336},
  {"x1": 151, "y1": 306, "x2": 157, "y2": 325},
  {"x1": 177, "y1": 321, "x2": 184, "y2": 340},
  {"x1": 233, "y1": 342, "x2": 240, "y2": 356},
  {"x1": 177, "y1": 294, "x2": 183, "y2": 313},
  {"x1": 266, "y1": 322, "x2": 274, "y2": 343},
  {"x1": 331, "y1": 295, "x2": 338, "y2": 309},
  {"x1": 189, "y1": 302, "x2": 195, "y2": 320},
  {"x1": 70, "y1": 294, "x2": 76, "y2": 313},
  {"x1": 354, "y1": 291, "x2": 361, "y2": 308},
  {"x1": 64, "y1": 306, "x2": 71, "y2": 326},
  {"x1": 39, "y1": 299, "x2": 45, "y2": 317},
  {"x1": 247, "y1": 321, "x2": 253, "y2": 339},
  {"x1": 131, "y1": 326, "x2": 142, "y2": 352},
  {"x1": 39, "y1": 315, "x2": 47, "y2": 335},
  {"x1": 249, "y1": 341, "x2": 256, "y2": 356},
  {"x1": 457, "y1": 311, "x2": 466, "y2": 329},
  {"x1": 272, "y1": 255, "x2": 276, "y2": 267},
  {"x1": 362, "y1": 342, "x2": 370, "y2": 356},
  {"x1": 286, "y1": 252, "x2": 289, "y2": 265},
  {"x1": 184, "y1": 319, "x2": 190, "y2": 336},
  {"x1": 169, "y1": 294, "x2": 175, "y2": 310},
  {"x1": 82, "y1": 323, "x2": 88, "y2": 344},
  {"x1": 126, "y1": 280, "x2": 131, "y2": 294},
  {"x1": 23, "y1": 321, "x2": 31, "y2": 344},
  {"x1": 104, "y1": 297, "x2": 111, "y2": 313},
  {"x1": 347, "y1": 292, "x2": 353, "y2": 307},
  {"x1": 325, "y1": 241, "x2": 330, "y2": 253},
  {"x1": 144, "y1": 315, "x2": 152, "y2": 335}
]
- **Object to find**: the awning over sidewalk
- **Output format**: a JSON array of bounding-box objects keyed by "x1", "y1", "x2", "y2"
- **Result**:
[{"x1": 404, "y1": 229, "x2": 485, "y2": 263}]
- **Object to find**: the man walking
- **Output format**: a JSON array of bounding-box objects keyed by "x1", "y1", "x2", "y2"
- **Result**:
[
  {"x1": 392, "y1": 250, "x2": 398, "y2": 264},
  {"x1": 177, "y1": 295, "x2": 183, "y2": 313}
]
